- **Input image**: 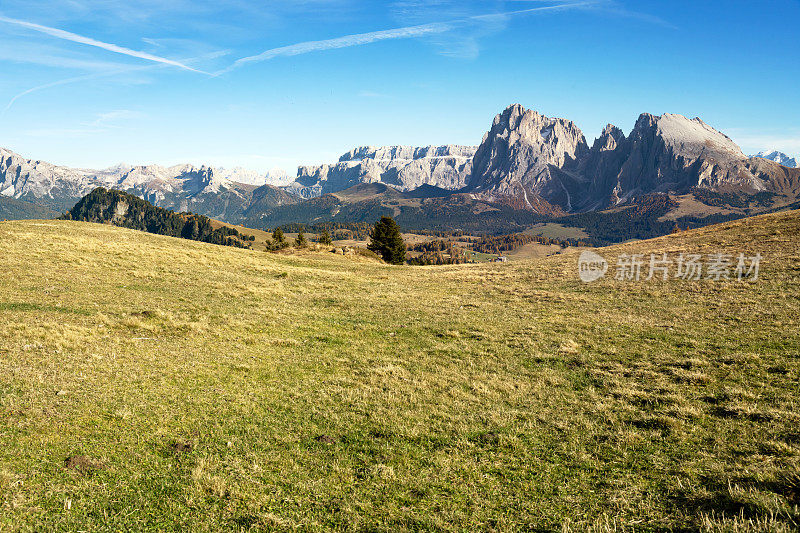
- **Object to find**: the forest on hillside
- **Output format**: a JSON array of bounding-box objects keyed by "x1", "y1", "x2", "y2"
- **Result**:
[{"x1": 62, "y1": 188, "x2": 253, "y2": 248}]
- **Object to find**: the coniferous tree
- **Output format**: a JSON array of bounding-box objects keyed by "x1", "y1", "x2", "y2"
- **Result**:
[
  {"x1": 367, "y1": 216, "x2": 406, "y2": 265},
  {"x1": 295, "y1": 231, "x2": 307, "y2": 247},
  {"x1": 272, "y1": 228, "x2": 285, "y2": 244},
  {"x1": 318, "y1": 230, "x2": 332, "y2": 245}
]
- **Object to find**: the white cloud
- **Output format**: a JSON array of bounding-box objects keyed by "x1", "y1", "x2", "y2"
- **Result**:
[
  {"x1": 23, "y1": 109, "x2": 145, "y2": 138},
  {"x1": 358, "y1": 90, "x2": 389, "y2": 98},
  {"x1": 83, "y1": 109, "x2": 143, "y2": 128},
  {"x1": 2, "y1": 65, "x2": 159, "y2": 116},
  {"x1": 1, "y1": 49, "x2": 227, "y2": 116},
  {"x1": 0, "y1": 14, "x2": 205, "y2": 73},
  {"x1": 0, "y1": 41, "x2": 128, "y2": 71}
]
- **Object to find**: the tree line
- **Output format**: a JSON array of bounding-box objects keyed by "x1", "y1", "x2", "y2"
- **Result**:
[
  {"x1": 62, "y1": 188, "x2": 252, "y2": 248},
  {"x1": 468, "y1": 233, "x2": 581, "y2": 254}
]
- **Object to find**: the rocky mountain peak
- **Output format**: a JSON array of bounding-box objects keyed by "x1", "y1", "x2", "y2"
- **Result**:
[
  {"x1": 592, "y1": 124, "x2": 625, "y2": 152},
  {"x1": 483, "y1": 104, "x2": 588, "y2": 163},
  {"x1": 467, "y1": 104, "x2": 589, "y2": 213},
  {"x1": 753, "y1": 150, "x2": 798, "y2": 168},
  {"x1": 631, "y1": 112, "x2": 745, "y2": 163}
]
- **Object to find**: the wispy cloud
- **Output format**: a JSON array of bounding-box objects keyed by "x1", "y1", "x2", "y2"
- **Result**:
[
  {"x1": 0, "y1": 41, "x2": 128, "y2": 71},
  {"x1": 84, "y1": 109, "x2": 143, "y2": 128},
  {"x1": 217, "y1": 21, "x2": 455, "y2": 75},
  {"x1": 23, "y1": 109, "x2": 144, "y2": 138},
  {"x1": 218, "y1": 1, "x2": 599, "y2": 74},
  {"x1": 1, "y1": 64, "x2": 160, "y2": 117},
  {"x1": 2, "y1": 50, "x2": 227, "y2": 117},
  {"x1": 358, "y1": 90, "x2": 390, "y2": 99},
  {"x1": 0, "y1": 14, "x2": 206, "y2": 73}
]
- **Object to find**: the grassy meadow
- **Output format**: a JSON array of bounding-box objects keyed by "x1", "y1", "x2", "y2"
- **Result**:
[{"x1": 1, "y1": 212, "x2": 799, "y2": 531}]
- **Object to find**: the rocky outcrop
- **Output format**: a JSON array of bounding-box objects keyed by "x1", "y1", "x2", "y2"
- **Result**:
[
  {"x1": 1, "y1": 148, "x2": 102, "y2": 211},
  {"x1": 63, "y1": 187, "x2": 254, "y2": 248},
  {"x1": 288, "y1": 145, "x2": 476, "y2": 199}
]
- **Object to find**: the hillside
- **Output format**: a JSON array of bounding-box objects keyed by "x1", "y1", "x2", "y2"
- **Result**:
[
  {"x1": 1, "y1": 212, "x2": 799, "y2": 530},
  {"x1": 63, "y1": 188, "x2": 255, "y2": 248},
  {"x1": 0, "y1": 196, "x2": 58, "y2": 220}
]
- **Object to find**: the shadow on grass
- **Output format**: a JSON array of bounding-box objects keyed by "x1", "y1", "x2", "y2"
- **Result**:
[{"x1": 0, "y1": 301, "x2": 93, "y2": 315}]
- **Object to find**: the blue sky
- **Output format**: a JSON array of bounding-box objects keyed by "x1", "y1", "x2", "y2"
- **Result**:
[{"x1": 0, "y1": 0, "x2": 798, "y2": 174}]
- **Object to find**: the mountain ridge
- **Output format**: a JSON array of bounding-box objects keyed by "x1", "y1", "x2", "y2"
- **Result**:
[
  {"x1": 0, "y1": 147, "x2": 296, "y2": 222},
  {"x1": 288, "y1": 144, "x2": 477, "y2": 199},
  {"x1": 3, "y1": 103, "x2": 799, "y2": 238}
]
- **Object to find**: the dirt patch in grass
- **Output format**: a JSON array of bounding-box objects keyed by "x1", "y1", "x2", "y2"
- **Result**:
[
  {"x1": 64, "y1": 455, "x2": 104, "y2": 475},
  {"x1": 169, "y1": 441, "x2": 193, "y2": 453}
]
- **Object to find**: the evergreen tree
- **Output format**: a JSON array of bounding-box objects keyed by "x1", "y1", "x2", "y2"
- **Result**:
[
  {"x1": 272, "y1": 228, "x2": 285, "y2": 244},
  {"x1": 318, "y1": 230, "x2": 332, "y2": 245},
  {"x1": 367, "y1": 216, "x2": 406, "y2": 265},
  {"x1": 295, "y1": 231, "x2": 307, "y2": 247}
]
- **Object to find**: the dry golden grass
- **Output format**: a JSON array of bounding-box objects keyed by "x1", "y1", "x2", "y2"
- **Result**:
[{"x1": 0, "y1": 211, "x2": 799, "y2": 531}]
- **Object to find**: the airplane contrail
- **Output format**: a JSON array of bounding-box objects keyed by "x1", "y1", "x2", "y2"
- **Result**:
[
  {"x1": 0, "y1": 14, "x2": 206, "y2": 74},
  {"x1": 218, "y1": 1, "x2": 599, "y2": 75},
  {"x1": 1, "y1": 50, "x2": 229, "y2": 117}
]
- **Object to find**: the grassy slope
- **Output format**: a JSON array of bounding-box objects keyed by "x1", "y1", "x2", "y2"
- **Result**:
[{"x1": 1, "y1": 213, "x2": 799, "y2": 531}]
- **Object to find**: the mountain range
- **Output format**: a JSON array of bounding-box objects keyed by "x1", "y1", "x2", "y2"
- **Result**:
[
  {"x1": 261, "y1": 104, "x2": 800, "y2": 238},
  {"x1": 3, "y1": 103, "x2": 799, "y2": 242},
  {"x1": 0, "y1": 148, "x2": 295, "y2": 223}
]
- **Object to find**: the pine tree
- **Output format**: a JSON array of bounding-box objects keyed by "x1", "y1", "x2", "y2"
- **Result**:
[
  {"x1": 367, "y1": 216, "x2": 406, "y2": 265},
  {"x1": 272, "y1": 228, "x2": 285, "y2": 244},
  {"x1": 318, "y1": 230, "x2": 332, "y2": 245},
  {"x1": 295, "y1": 231, "x2": 307, "y2": 247}
]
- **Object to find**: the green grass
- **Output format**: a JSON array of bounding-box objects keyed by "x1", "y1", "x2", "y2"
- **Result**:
[
  {"x1": 524, "y1": 222, "x2": 589, "y2": 240},
  {"x1": 1, "y1": 213, "x2": 799, "y2": 531},
  {"x1": 465, "y1": 249, "x2": 498, "y2": 262}
]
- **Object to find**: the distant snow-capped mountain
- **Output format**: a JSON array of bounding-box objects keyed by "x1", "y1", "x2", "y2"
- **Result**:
[
  {"x1": 752, "y1": 151, "x2": 798, "y2": 168},
  {"x1": 0, "y1": 147, "x2": 296, "y2": 222}
]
